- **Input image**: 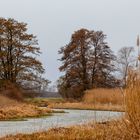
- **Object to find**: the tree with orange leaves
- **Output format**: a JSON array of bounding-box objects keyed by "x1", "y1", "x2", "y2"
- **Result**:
[{"x1": 0, "y1": 18, "x2": 45, "y2": 89}]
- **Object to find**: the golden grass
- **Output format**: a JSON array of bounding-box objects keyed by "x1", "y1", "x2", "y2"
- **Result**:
[
  {"x1": 83, "y1": 88, "x2": 124, "y2": 105},
  {"x1": 123, "y1": 72, "x2": 140, "y2": 137},
  {"x1": 49, "y1": 102, "x2": 124, "y2": 112},
  {"x1": 0, "y1": 95, "x2": 53, "y2": 120},
  {"x1": 0, "y1": 103, "x2": 52, "y2": 121},
  {"x1": 48, "y1": 88, "x2": 124, "y2": 112},
  {"x1": 1, "y1": 120, "x2": 134, "y2": 140},
  {"x1": 0, "y1": 95, "x2": 18, "y2": 107}
]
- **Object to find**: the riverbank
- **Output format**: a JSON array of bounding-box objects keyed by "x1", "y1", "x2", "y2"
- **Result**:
[
  {"x1": 0, "y1": 103, "x2": 52, "y2": 121},
  {"x1": 0, "y1": 109, "x2": 122, "y2": 137},
  {"x1": 26, "y1": 88, "x2": 124, "y2": 112},
  {"x1": 26, "y1": 97, "x2": 124, "y2": 112},
  {"x1": 0, "y1": 95, "x2": 64, "y2": 121},
  {"x1": 1, "y1": 119, "x2": 134, "y2": 140},
  {"x1": 48, "y1": 102, "x2": 124, "y2": 112}
]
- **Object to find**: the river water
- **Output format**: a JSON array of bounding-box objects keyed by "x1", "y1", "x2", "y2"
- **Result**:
[{"x1": 0, "y1": 109, "x2": 123, "y2": 137}]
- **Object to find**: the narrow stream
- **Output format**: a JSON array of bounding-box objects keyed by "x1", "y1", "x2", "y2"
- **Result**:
[{"x1": 0, "y1": 109, "x2": 123, "y2": 137}]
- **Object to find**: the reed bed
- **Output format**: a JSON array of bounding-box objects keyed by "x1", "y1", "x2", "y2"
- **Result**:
[
  {"x1": 83, "y1": 88, "x2": 123, "y2": 105},
  {"x1": 49, "y1": 88, "x2": 124, "y2": 112},
  {"x1": 49, "y1": 102, "x2": 124, "y2": 112}
]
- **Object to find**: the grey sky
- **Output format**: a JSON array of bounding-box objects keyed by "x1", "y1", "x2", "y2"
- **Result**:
[{"x1": 0, "y1": 0, "x2": 140, "y2": 83}]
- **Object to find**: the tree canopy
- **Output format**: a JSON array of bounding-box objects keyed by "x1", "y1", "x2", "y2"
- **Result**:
[
  {"x1": 58, "y1": 28, "x2": 117, "y2": 99},
  {"x1": 0, "y1": 18, "x2": 45, "y2": 89}
]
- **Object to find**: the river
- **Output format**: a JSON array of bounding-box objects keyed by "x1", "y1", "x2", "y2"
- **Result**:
[{"x1": 0, "y1": 109, "x2": 123, "y2": 137}]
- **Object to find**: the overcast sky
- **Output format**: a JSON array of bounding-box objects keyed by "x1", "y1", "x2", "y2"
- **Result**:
[{"x1": 0, "y1": 0, "x2": 140, "y2": 83}]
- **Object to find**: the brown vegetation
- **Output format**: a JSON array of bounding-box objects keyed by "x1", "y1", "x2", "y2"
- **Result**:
[
  {"x1": 49, "y1": 102, "x2": 123, "y2": 112},
  {"x1": 0, "y1": 95, "x2": 18, "y2": 107},
  {"x1": 48, "y1": 88, "x2": 124, "y2": 112},
  {"x1": 0, "y1": 103, "x2": 52, "y2": 121},
  {"x1": 26, "y1": 98, "x2": 65, "y2": 107},
  {"x1": 2, "y1": 73, "x2": 140, "y2": 139},
  {"x1": 83, "y1": 88, "x2": 124, "y2": 105},
  {"x1": 0, "y1": 81, "x2": 23, "y2": 100},
  {"x1": 0, "y1": 91, "x2": 52, "y2": 120},
  {"x1": 0, "y1": 18, "x2": 49, "y2": 91},
  {"x1": 58, "y1": 29, "x2": 117, "y2": 99},
  {"x1": 0, "y1": 121, "x2": 124, "y2": 140},
  {"x1": 2, "y1": 118, "x2": 139, "y2": 140}
]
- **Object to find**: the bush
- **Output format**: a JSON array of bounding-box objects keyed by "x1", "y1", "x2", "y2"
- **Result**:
[{"x1": 0, "y1": 81, "x2": 23, "y2": 101}]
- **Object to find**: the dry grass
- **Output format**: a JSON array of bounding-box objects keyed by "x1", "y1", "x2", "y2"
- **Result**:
[
  {"x1": 0, "y1": 103, "x2": 52, "y2": 121},
  {"x1": 0, "y1": 86, "x2": 54, "y2": 120},
  {"x1": 0, "y1": 95, "x2": 52, "y2": 120},
  {"x1": 2, "y1": 72, "x2": 140, "y2": 139},
  {"x1": 1, "y1": 120, "x2": 135, "y2": 140},
  {"x1": 2, "y1": 76, "x2": 139, "y2": 140},
  {"x1": 83, "y1": 88, "x2": 124, "y2": 105},
  {"x1": 123, "y1": 72, "x2": 140, "y2": 138},
  {"x1": 0, "y1": 95, "x2": 18, "y2": 107},
  {"x1": 26, "y1": 98, "x2": 65, "y2": 107},
  {"x1": 49, "y1": 102, "x2": 124, "y2": 112},
  {"x1": 48, "y1": 88, "x2": 124, "y2": 112}
]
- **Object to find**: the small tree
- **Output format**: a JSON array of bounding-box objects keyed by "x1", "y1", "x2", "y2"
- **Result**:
[{"x1": 117, "y1": 47, "x2": 136, "y2": 87}]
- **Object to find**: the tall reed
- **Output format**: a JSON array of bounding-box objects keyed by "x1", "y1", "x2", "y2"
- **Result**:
[
  {"x1": 83, "y1": 88, "x2": 123, "y2": 105},
  {"x1": 123, "y1": 71, "x2": 140, "y2": 137}
]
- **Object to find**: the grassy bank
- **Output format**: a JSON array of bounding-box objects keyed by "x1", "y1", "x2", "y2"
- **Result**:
[
  {"x1": 49, "y1": 102, "x2": 124, "y2": 112},
  {"x1": 25, "y1": 98, "x2": 65, "y2": 107},
  {"x1": 0, "y1": 119, "x2": 134, "y2": 140},
  {"x1": 0, "y1": 95, "x2": 65, "y2": 121},
  {"x1": 0, "y1": 103, "x2": 52, "y2": 121},
  {"x1": 48, "y1": 88, "x2": 124, "y2": 112},
  {"x1": 83, "y1": 88, "x2": 123, "y2": 105},
  {"x1": 26, "y1": 88, "x2": 124, "y2": 112}
]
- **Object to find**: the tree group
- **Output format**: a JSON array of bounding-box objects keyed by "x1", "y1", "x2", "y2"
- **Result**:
[
  {"x1": 58, "y1": 29, "x2": 117, "y2": 99},
  {"x1": 0, "y1": 18, "x2": 136, "y2": 98}
]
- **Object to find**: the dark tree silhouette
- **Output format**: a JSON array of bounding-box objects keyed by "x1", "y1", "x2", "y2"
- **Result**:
[
  {"x1": 0, "y1": 18, "x2": 45, "y2": 89},
  {"x1": 58, "y1": 28, "x2": 116, "y2": 99}
]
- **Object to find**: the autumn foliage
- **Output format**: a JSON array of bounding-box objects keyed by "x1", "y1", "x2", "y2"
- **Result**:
[
  {"x1": 0, "y1": 18, "x2": 45, "y2": 90},
  {"x1": 58, "y1": 29, "x2": 117, "y2": 99}
]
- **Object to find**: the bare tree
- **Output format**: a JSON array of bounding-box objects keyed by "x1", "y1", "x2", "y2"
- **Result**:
[{"x1": 117, "y1": 47, "x2": 136, "y2": 87}]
